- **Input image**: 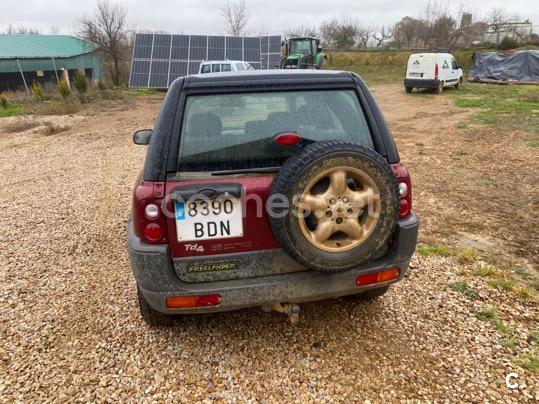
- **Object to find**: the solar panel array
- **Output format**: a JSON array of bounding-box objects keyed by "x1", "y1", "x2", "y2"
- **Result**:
[{"x1": 129, "y1": 34, "x2": 281, "y2": 88}]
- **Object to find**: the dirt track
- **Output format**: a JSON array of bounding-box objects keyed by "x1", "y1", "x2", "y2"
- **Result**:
[{"x1": 0, "y1": 87, "x2": 537, "y2": 401}]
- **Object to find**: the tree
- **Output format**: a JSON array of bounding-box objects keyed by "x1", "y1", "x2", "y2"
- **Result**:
[
  {"x1": 319, "y1": 19, "x2": 339, "y2": 48},
  {"x1": 285, "y1": 25, "x2": 318, "y2": 38},
  {"x1": 372, "y1": 25, "x2": 392, "y2": 48},
  {"x1": 5, "y1": 25, "x2": 40, "y2": 34},
  {"x1": 79, "y1": 0, "x2": 130, "y2": 86},
  {"x1": 319, "y1": 19, "x2": 360, "y2": 49},
  {"x1": 356, "y1": 27, "x2": 372, "y2": 49},
  {"x1": 393, "y1": 16, "x2": 422, "y2": 48},
  {"x1": 487, "y1": 8, "x2": 510, "y2": 45},
  {"x1": 221, "y1": 1, "x2": 249, "y2": 37}
]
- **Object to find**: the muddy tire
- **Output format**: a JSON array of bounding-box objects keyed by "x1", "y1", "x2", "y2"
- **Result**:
[
  {"x1": 405, "y1": 86, "x2": 413, "y2": 93},
  {"x1": 435, "y1": 82, "x2": 444, "y2": 94},
  {"x1": 455, "y1": 77, "x2": 463, "y2": 89},
  {"x1": 269, "y1": 140, "x2": 399, "y2": 272},
  {"x1": 137, "y1": 285, "x2": 174, "y2": 327}
]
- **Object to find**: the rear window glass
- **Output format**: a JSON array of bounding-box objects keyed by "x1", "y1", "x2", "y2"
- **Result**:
[
  {"x1": 235, "y1": 62, "x2": 245, "y2": 71},
  {"x1": 178, "y1": 90, "x2": 373, "y2": 172}
]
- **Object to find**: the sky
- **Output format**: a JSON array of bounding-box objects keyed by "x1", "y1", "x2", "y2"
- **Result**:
[{"x1": 0, "y1": 0, "x2": 538, "y2": 36}]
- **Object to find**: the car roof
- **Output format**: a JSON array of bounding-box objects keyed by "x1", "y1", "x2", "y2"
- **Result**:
[
  {"x1": 186, "y1": 69, "x2": 352, "y2": 82},
  {"x1": 178, "y1": 70, "x2": 357, "y2": 94},
  {"x1": 200, "y1": 60, "x2": 250, "y2": 64},
  {"x1": 409, "y1": 53, "x2": 453, "y2": 57}
]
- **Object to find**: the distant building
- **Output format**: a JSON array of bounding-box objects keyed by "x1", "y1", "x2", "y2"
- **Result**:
[
  {"x1": 483, "y1": 20, "x2": 533, "y2": 44},
  {"x1": 457, "y1": 13, "x2": 488, "y2": 46},
  {"x1": 0, "y1": 34, "x2": 101, "y2": 93}
]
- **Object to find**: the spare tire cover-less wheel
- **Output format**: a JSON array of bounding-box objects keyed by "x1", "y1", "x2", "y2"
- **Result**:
[{"x1": 269, "y1": 140, "x2": 399, "y2": 272}]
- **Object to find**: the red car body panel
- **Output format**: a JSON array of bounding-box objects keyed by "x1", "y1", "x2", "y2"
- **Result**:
[{"x1": 164, "y1": 175, "x2": 280, "y2": 258}]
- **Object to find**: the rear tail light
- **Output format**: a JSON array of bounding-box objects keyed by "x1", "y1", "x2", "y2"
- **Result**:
[
  {"x1": 390, "y1": 163, "x2": 412, "y2": 219},
  {"x1": 434, "y1": 63, "x2": 439, "y2": 79},
  {"x1": 356, "y1": 268, "x2": 400, "y2": 286},
  {"x1": 132, "y1": 181, "x2": 167, "y2": 244},
  {"x1": 166, "y1": 294, "x2": 222, "y2": 308},
  {"x1": 275, "y1": 132, "x2": 302, "y2": 146}
]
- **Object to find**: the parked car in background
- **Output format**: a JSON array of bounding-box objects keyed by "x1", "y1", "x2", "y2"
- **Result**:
[
  {"x1": 199, "y1": 60, "x2": 255, "y2": 74},
  {"x1": 129, "y1": 70, "x2": 418, "y2": 327},
  {"x1": 404, "y1": 52, "x2": 463, "y2": 93}
]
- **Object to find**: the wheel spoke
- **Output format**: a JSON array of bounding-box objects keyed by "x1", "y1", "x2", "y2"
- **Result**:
[
  {"x1": 300, "y1": 194, "x2": 327, "y2": 214},
  {"x1": 328, "y1": 170, "x2": 348, "y2": 195},
  {"x1": 347, "y1": 187, "x2": 376, "y2": 209},
  {"x1": 340, "y1": 219, "x2": 364, "y2": 240},
  {"x1": 311, "y1": 218, "x2": 335, "y2": 243}
]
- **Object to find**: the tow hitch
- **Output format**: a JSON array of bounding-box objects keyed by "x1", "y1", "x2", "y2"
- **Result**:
[{"x1": 262, "y1": 302, "x2": 301, "y2": 324}]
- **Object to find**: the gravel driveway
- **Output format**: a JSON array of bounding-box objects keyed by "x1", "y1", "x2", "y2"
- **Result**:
[{"x1": 1, "y1": 91, "x2": 537, "y2": 401}]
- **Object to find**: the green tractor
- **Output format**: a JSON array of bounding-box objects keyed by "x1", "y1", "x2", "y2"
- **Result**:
[{"x1": 280, "y1": 37, "x2": 327, "y2": 69}]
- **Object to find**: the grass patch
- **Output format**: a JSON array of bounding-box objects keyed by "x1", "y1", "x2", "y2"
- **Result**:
[
  {"x1": 452, "y1": 83, "x2": 539, "y2": 136},
  {"x1": 480, "y1": 175, "x2": 496, "y2": 187},
  {"x1": 27, "y1": 101, "x2": 80, "y2": 116},
  {"x1": 493, "y1": 318, "x2": 508, "y2": 334},
  {"x1": 41, "y1": 121, "x2": 71, "y2": 136},
  {"x1": 0, "y1": 103, "x2": 24, "y2": 117},
  {"x1": 127, "y1": 88, "x2": 164, "y2": 97},
  {"x1": 457, "y1": 248, "x2": 479, "y2": 264},
  {"x1": 475, "y1": 308, "x2": 512, "y2": 336},
  {"x1": 2, "y1": 118, "x2": 40, "y2": 133},
  {"x1": 506, "y1": 336, "x2": 517, "y2": 350},
  {"x1": 528, "y1": 331, "x2": 539, "y2": 344},
  {"x1": 520, "y1": 355, "x2": 539, "y2": 373},
  {"x1": 416, "y1": 244, "x2": 451, "y2": 257},
  {"x1": 475, "y1": 308, "x2": 497, "y2": 321},
  {"x1": 450, "y1": 281, "x2": 477, "y2": 298},
  {"x1": 516, "y1": 287, "x2": 532, "y2": 300},
  {"x1": 471, "y1": 264, "x2": 496, "y2": 277},
  {"x1": 488, "y1": 277, "x2": 514, "y2": 291}
]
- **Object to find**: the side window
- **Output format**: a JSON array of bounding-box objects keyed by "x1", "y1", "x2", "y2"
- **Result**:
[
  {"x1": 235, "y1": 62, "x2": 245, "y2": 71},
  {"x1": 200, "y1": 64, "x2": 211, "y2": 74},
  {"x1": 212, "y1": 63, "x2": 221, "y2": 73},
  {"x1": 221, "y1": 63, "x2": 232, "y2": 72},
  {"x1": 452, "y1": 58, "x2": 458, "y2": 70}
]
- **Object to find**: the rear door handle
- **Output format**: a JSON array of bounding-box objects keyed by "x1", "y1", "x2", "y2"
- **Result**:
[{"x1": 171, "y1": 184, "x2": 243, "y2": 201}]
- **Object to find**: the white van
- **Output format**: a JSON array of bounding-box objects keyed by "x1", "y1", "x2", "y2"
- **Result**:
[
  {"x1": 199, "y1": 60, "x2": 255, "y2": 74},
  {"x1": 404, "y1": 53, "x2": 463, "y2": 93}
]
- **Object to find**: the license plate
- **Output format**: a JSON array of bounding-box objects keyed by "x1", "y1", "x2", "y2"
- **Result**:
[
  {"x1": 409, "y1": 72, "x2": 422, "y2": 77},
  {"x1": 175, "y1": 198, "x2": 243, "y2": 241}
]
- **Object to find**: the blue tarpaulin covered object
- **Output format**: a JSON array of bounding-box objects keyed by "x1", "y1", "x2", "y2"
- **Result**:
[{"x1": 470, "y1": 50, "x2": 539, "y2": 83}]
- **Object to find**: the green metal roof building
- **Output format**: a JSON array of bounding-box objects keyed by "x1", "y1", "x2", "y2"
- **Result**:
[{"x1": 0, "y1": 34, "x2": 102, "y2": 93}]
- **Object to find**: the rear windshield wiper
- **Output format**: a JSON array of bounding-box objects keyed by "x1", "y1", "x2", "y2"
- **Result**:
[{"x1": 211, "y1": 167, "x2": 281, "y2": 176}]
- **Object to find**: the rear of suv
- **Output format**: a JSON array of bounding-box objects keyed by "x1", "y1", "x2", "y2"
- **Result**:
[{"x1": 129, "y1": 70, "x2": 419, "y2": 326}]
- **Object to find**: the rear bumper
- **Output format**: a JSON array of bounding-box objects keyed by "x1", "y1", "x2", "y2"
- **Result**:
[
  {"x1": 404, "y1": 78, "x2": 440, "y2": 88},
  {"x1": 128, "y1": 213, "x2": 419, "y2": 314}
]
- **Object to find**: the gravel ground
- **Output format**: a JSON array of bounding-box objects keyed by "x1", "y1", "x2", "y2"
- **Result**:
[{"x1": 0, "y1": 91, "x2": 537, "y2": 401}]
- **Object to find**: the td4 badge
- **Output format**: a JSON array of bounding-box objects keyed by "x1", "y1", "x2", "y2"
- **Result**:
[{"x1": 184, "y1": 243, "x2": 205, "y2": 253}]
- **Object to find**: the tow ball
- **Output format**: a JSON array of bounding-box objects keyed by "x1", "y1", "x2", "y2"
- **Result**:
[{"x1": 262, "y1": 302, "x2": 301, "y2": 324}]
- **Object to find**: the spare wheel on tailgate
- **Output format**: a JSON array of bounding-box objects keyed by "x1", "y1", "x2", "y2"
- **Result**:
[{"x1": 269, "y1": 140, "x2": 399, "y2": 272}]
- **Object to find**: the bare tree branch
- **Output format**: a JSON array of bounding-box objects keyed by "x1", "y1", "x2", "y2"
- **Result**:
[
  {"x1": 79, "y1": 0, "x2": 130, "y2": 86},
  {"x1": 221, "y1": 1, "x2": 249, "y2": 37},
  {"x1": 5, "y1": 24, "x2": 40, "y2": 34},
  {"x1": 372, "y1": 25, "x2": 392, "y2": 48}
]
